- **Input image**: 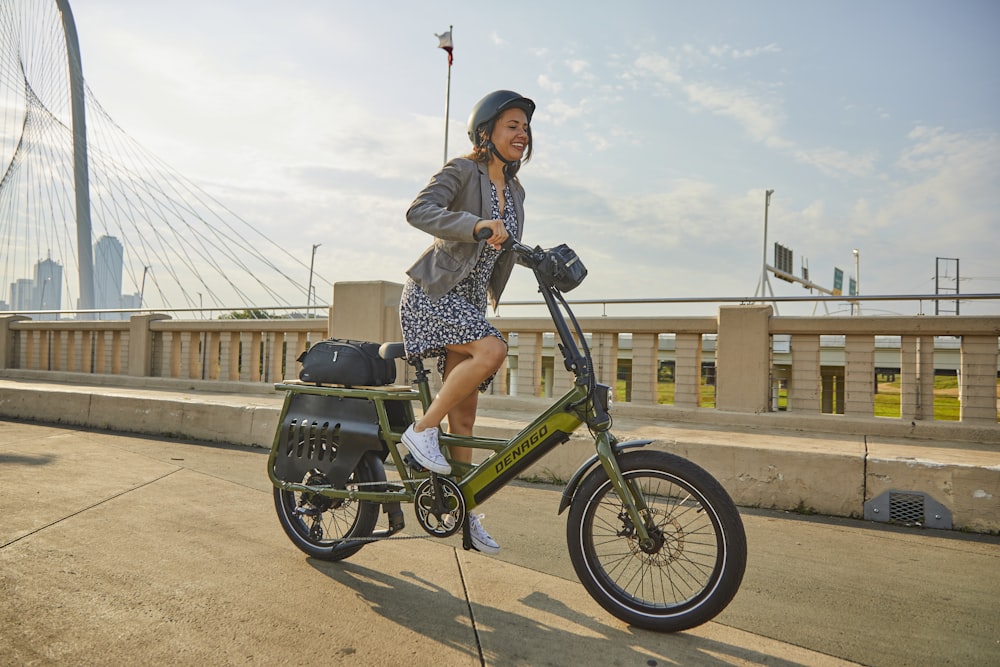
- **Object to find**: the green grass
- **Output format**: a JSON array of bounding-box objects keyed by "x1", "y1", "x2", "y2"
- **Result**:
[
  {"x1": 616, "y1": 379, "x2": 716, "y2": 407},
  {"x1": 618, "y1": 375, "x2": 997, "y2": 421},
  {"x1": 874, "y1": 375, "x2": 967, "y2": 420}
]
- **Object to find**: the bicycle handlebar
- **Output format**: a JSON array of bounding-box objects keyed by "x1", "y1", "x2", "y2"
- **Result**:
[
  {"x1": 474, "y1": 227, "x2": 542, "y2": 266},
  {"x1": 473, "y1": 226, "x2": 594, "y2": 395}
]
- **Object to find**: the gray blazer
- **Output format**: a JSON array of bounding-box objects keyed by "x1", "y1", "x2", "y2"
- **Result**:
[{"x1": 405, "y1": 157, "x2": 525, "y2": 309}]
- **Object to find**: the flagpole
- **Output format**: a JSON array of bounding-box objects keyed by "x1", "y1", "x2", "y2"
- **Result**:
[{"x1": 443, "y1": 24, "x2": 452, "y2": 165}]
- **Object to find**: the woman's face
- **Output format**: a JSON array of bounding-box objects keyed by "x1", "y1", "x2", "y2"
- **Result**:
[{"x1": 489, "y1": 108, "x2": 530, "y2": 162}]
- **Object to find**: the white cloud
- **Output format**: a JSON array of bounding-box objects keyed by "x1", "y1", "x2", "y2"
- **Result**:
[
  {"x1": 632, "y1": 52, "x2": 683, "y2": 85},
  {"x1": 730, "y1": 43, "x2": 782, "y2": 59},
  {"x1": 792, "y1": 146, "x2": 879, "y2": 178},
  {"x1": 544, "y1": 98, "x2": 586, "y2": 125},
  {"x1": 880, "y1": 125, "x2": 1000, "y2": 242},
  {"x1": 537, "y1": 74, "x2": 561, "y2": 94},
  {"x1": 682, "y1": 82, "x2": 782, "y2": 142}
]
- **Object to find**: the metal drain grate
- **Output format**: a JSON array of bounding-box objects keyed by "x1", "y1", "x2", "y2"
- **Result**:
[
  {"x1": 889, "y1": 492, "x2": 925, "y2": 524},
  {"x1": 864, "y1": 490, "x2": 952, "y2": 529}
]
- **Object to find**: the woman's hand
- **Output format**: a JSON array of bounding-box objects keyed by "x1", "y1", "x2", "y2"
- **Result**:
[{"x1": 474, "y1": 219, "x2": 509, "y2": 250}]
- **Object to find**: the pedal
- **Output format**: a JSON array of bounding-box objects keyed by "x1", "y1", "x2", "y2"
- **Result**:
[{"x1": 403, "y1": 452, "x2": 428, "y2": 473}]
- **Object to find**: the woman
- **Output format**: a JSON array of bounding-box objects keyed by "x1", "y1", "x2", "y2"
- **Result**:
[{"x1": 399, "y1": 90, "x2": 535, "y2": 554}]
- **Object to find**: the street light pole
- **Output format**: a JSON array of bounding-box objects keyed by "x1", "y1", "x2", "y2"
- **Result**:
[
  {"x1": 307, "y1": 243, "x2": 321, "y2": 319},
  {"x1": 139, "y1": 265, "x2": 150, "y2": 310},
  {"x1": 757, "y1": 189, "x2": 775, "y2": 303},
  {"x1": 853, "y1": 248, "x2": 861, "y2": 315}
]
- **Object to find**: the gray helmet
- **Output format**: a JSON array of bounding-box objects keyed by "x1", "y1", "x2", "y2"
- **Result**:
[{"x1": 467, "y1": 90, "x2": 535, "y2": 146}]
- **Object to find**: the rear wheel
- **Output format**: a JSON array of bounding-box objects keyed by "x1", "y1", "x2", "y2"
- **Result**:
[
  {"x1": 273, "y1": 452, "x2": 383, "y2": 561},
  {"x1": 567, "y1": 450, "x2": 746, "y2": 632}
]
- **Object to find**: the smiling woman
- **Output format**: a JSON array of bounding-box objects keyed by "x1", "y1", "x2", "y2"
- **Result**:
[{"x1": 396, "y1": 89, "x2": 537, "y2": 554}]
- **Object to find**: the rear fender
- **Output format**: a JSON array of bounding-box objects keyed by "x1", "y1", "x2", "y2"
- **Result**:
[
  {"x1": 557, "y1": 439, "x2": 653, "y2": 514},
  {"x1": 273, "y1": 393, "x2": 386, "y2": 488}
]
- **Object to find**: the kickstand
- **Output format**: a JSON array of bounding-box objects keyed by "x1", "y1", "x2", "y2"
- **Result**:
[{"x1": 462, "y1": 515, "x2": 473, "y2": 551}]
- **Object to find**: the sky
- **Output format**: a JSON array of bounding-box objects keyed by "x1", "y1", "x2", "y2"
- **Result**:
[{"x1": 64, "y1": 0, "x2": 1000, "y2": 316}]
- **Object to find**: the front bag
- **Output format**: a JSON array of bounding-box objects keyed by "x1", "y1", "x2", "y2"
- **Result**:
[
  {"x1": 297, "y1": 339, "x2": 396, "y2": 386},
  {"x1": 539, "y1": 244, "x2": 587, "y2": 292}
]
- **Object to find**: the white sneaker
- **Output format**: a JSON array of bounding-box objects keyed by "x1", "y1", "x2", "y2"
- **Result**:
[
  {"x1": 402, "y1": 425, "x2": 451, "y2": 474},
  {"x1": 468, "y1": 513, "x2": 500, "y2": 554}
]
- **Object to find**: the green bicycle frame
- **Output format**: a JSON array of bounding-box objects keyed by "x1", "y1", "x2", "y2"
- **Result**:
[
  {"x1": 266, "y1": 376, "x2": 653, "y2": 548},
  {"x1": 267, "y1": 240, "x2": 654, "y2": 545}
]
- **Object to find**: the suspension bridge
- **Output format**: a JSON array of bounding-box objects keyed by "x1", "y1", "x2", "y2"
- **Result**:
[{"x1": 0, "y1": 0, "x2": 331, "y2": 319}]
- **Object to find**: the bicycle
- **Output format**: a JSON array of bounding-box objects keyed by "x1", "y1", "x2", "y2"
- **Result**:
[{"x1": 267, "y1": 234, "x2": 747, "y2": 632}]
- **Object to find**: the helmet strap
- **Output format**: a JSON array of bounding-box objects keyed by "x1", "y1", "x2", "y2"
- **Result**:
[{"x1": 486, "y1": 141, "x2": 521, "y2": 180}]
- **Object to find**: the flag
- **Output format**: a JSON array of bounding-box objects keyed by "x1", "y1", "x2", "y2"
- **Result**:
[{"x1": 436, "y1": 30, "x2": 453, "y2": 66}]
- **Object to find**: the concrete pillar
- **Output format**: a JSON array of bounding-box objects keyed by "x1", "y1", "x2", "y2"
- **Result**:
[
  {"x1": 515, "y1": 332, "x2": 543, "y2": 397},
  {"x1": 630, "y1": 333, "x2": 659, "y2": 404},
  {"x1": 330, "y1": 281, "x2": 405, "y2": 383},
  {"x1": 960, "y1": 335, "x2": 999, "y2": 424},
  {"x1": 330, "y1": 281, "x2": 403, "y2": 343},
  {"x1": 0, "y1": 315, "x2": 29, "y2": 369},
  {"x1": 901, "y1": 335, "x2": 934, "y2": 421},
  {"x1": 492, "y1": 326, "x2": 511, "y2": 395},
  {"x1": 127, "y1": 314, "x2": 170, "y2": 377},
  {"x1": 789, "y1": 334, "x2": 821, "y2": 412},
  {"x1": 716, "y1": 305, "x2": 772, "y2": 413},
  {"x1": 844, "y1": 335, "x2": 874, "y2": 417},
  {"x1": 551, "y1": 347, "x2": 575, "y2": 396},
  {"x1": 592, "y1": 332, "x2": 619, "y2": 388},
  {"x1": 674, "y1": 333, "x2": 703, "y2": 408}
]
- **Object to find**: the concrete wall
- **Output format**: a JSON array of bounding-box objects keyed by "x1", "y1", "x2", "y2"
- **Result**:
[
  {"x1": 0, "y1": 374, "x2": 996, "y2": 533},
  {"x1": 1, "y1": 284, "x2": 998, "y2": 441}
]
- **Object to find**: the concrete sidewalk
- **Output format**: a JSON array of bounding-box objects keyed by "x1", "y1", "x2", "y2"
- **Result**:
[{"x1": 2, "y1": 421, "x2": 999, "y2": 666}]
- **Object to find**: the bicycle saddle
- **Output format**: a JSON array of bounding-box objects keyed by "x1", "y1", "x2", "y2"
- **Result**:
[{"x1": 379, "y1": 342, "x2": 406, "y2": 360}]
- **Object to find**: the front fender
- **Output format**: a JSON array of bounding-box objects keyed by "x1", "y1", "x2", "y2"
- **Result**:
[{"x1": 557, "y1": 439, "x2": 653, "y2": 514}]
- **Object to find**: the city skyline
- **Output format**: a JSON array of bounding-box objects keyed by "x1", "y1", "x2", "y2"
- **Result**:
[{"x1": 2, "y1": 235, "x2": 138, "y2": 319}]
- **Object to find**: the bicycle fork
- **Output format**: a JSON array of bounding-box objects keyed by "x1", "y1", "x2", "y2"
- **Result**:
[{"x1": 594, "y1": 431, "x2": 656, "y2": 549}]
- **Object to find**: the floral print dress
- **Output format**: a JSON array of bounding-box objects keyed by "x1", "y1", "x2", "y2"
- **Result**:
[{"x1": 400, "y1": 182, "x2": 517, "y2": 392}]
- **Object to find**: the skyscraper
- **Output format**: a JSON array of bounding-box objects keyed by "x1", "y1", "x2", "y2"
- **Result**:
[
  {"x1": 10, "y1": 278, "x2": 33, "y2": 311},
  {"x1": 34, "y1": 258, "x2": 62, "y2": 321},
  {"x1": 94, "y1": 235, "x2": 124, "y2": 317}
]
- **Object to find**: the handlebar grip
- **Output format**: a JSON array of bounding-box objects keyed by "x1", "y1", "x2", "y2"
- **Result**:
[{"x1": 475, "y1": 226, "x2": 518, "y2": 252}]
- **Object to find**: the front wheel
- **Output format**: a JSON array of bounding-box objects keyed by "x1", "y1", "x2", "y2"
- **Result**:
[{"x1": 567, "y1": 450, "x2": 746, "y2": 632}]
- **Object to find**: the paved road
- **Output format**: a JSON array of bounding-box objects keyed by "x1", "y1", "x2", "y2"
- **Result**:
[{"x1": 1, "y1": 420, "x2": 997, "y2": 666}]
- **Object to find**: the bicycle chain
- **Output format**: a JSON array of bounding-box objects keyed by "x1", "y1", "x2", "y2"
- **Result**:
[{"x1": 300, "y1": 478, "x2": 460, "y2": 544}]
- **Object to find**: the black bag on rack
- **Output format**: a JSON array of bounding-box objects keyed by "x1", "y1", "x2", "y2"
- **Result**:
[{"x1": 297, "y1": 339, "x2": 396, "y2": 386}]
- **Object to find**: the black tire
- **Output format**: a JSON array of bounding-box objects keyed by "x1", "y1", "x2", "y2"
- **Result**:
[
  {"x1": 567, "y1": 450, "x2": 747, "y2": 632},
  {"x1": 273, "y1": 452, "x2": 384, "y2": 561}
]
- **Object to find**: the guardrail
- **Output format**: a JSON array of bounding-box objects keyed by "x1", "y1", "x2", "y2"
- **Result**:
[{"x1": 1, "y1": 285, "x2": 997, "y2": 440}]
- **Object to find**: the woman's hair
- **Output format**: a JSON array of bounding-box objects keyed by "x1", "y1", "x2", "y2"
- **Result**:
[{"x1": 466, "y1": 116, "x2": 532, "y2": 180}]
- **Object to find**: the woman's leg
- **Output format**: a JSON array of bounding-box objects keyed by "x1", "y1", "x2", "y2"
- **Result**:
[
  {"x1": 433, "y1": 339, "x2": 503, "y2": 554},
  {"x1": 440, "y1": 352, "x2": 481, "y2": 464},
  {"x1": 413, "y1": 335, "x2": 506, "y2": 452}
]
